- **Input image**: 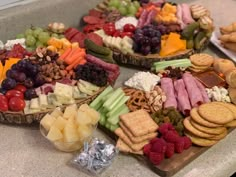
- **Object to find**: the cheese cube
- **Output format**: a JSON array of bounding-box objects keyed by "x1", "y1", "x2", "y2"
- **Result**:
[
  {"x1": 63, "y1": 104, "x2": 77, "y2": 120},
  {"x1": 63, "y1": 121, "x2": 80, "y2": 142},
  {"x1": 40, "y1": 114, "x2": 56, "y2": 131},
  {"x1": 46, "y1": 126, "x2": 63, "y2": 141},
  {"x1": 52, "y1": 116, "x2": 67, "y2": 131}
]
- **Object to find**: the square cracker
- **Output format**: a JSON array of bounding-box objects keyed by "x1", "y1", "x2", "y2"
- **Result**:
[
  {"x1": 115, "y1": 128, "x2": 149, "y2": 152},
  {"x1": 120, "y1": 109, "x2": 158, "y2": 137},
  {"x1": 119, "y1": 122, "x2": 158, "y2": 144},
  {"x1": 116, "y1": 138, "x2": 143, "y2": 155}
]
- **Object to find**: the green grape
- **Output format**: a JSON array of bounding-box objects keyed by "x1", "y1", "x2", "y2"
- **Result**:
[
  {"x1": 25, "y1": 29, "x2": 33, "y2": 36},
  {"x1": 118, "y1": 6, "x2": 128, "y2": 16},
  {"x1": 33, "y1": 27, "x2": 43, "y2": 38},
  {"x1": 133, "y1": 1, "x2": 140, "y2": 9},
  {"x1": 128, "y1": 5, "x2": 137, "y2": 16},
  {"x1": 36, "y1": 41, "x2": 44, "y2": 47},
  {"x1": 25, "y1": 35, "x2": 36, "y2": 47},
  {"x1": 108, "y1": 0, "x2": 120, "y2": 8},
  {"x1": 16, "y1": 33, "x2": 25, "y2": 39},
  {"x1": 51, "y1": 33, "x2": 59, "y2": 38},
  {"x1": 38, "y1": 32, "x2": 50, "y2": 44},
  {"x1": 26, "y1": 47, "x2": 36, "y2": 52}
]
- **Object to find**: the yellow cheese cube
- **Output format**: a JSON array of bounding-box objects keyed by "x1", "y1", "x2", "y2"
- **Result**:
[{"x1": 40, "y1": 114, "x2": 56, "y2": 131}]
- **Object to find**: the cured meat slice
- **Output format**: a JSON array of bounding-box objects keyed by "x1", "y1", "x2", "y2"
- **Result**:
[
  {"x1": 70, "y1": 32, "x2": 86, "y2": 48},
  {"x1": 181, "y1": 4, "x2": 194, "y2": 24},
  {"x1": 161, "y1": 78, "x2": 177, "y2": 109},
  {"x1": 83, "y1": 16, "x2": 105, "y2": 25},
  {"x1": 137, "y1": 9, "x2": 149, "y2": 28},
  {"x1": 174, "y1": 79, "x2": 191, "y2": 115},
  {"x1": 194, "y1": 78, "x2": 210, "y2": 103},
  {"x1": 182, "y1": 73, "x2": 203, "y2": 107},
  {"x1": 64, "y1": 28, "x2": 79, "y2": 40},
  {"x1": 86, "y1": 32, "x2": 103, "y2": 46},
  {"x1": 143, "y1": 9, "x2": 157, "y2": 26},
  {"x1": 89, "y1": 9, "x2": 102, "y2": 18}
]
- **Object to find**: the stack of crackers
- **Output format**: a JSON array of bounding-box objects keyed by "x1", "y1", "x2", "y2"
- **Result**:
[
  {"x1": 115, "y1": 109, "x2": 158, "y2": 155},
  {"x1": 189, "y1": 53, "x2": 214, "y2": 73},
  {"x1": 184, "y1": 102, "x2": 236, "y2": 146}
]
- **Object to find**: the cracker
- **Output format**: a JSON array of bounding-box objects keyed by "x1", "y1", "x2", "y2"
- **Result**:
[
  {"x1": 116, "y1": 138, "x2": 143, "y2": 155},
  {"x1": 213, "y1": 102, "x2": 236, "y2": 119},
  {"x1": 190, "y1": 108, "x2": 221, "y2": 128},
  {"x1": 120, "y1": 109, "x2": 158, "y2": 137},
  {"x1": 183, "y1": 117, "x2": 215, "y2": 138},
  {"x1": 189, "y1": 67, "x2": 205, "y2": 73},
  {"x1": 190, "y1": 119, "x2": 227, "y2": 135},
  {"x1": 198, "y1": 102, "x2": 234, "y2": 124},
  {"x1": 190, "y1": 53, "x2": 214, "y2": 67},
  {"x1": 225, "y1": 120, "x2": 236, "y2": 127},
  {"x1": 119, "y1": 122, "x2": 158, "y2": 144},
  {"x1": 184, "y1": 131, "x2": 218, "y2": 147},
  {"x1": 115, "y1": 128, "x2": 149, "y2": 152},
  {"x1": 208, "y1": 129, "x2": 228, "y2": 141}
]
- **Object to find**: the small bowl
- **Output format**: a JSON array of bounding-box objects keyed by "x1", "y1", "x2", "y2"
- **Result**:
[{"x1": 40, "y1": 124, "x2": 96, "y2": 152}]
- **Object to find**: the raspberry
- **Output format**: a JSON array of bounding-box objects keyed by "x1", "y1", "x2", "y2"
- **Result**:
[
  {"x1": 149, "y1": 152, "x2": 164, "y2": 165},
  {"x1": 158, "y1": 123, "x2": 175, "y2": 135},
  {"x1": 151, "y1": 138, "x2": 167, "y2": 154},
  {"x1": 150, "y1": 138, "x2": 159, "y2": 145},
  {"x1": 164, "y1": 130, "x2": 179, "y2": 143},
  {"x1": 143, "y1": 143, "x2": 152, "y2": 157},
  {"x1": 182, "y1": 136, "x2": 192, "y2": 149},
  {"x1": 165, "y1": 142, "x2": 175, "y2": 158},
  {"x1": 174, "y1": 137, "x2": 185, "y2": 153}
]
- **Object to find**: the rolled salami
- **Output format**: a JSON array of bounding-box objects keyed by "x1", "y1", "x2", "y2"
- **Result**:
[
  {"x1": 161, "y1": 78, "x2": 177, "y2": 109},
  {"x1": 182, "y1": 73, "x2": 203, "y2": 107},
  {"x1": 174, "y1": 79, "x2": 191, "y2": 115}
]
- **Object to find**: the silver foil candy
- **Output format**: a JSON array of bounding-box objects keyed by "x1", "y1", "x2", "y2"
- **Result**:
[{"x1": 72, "y1": 138, "x2": 118, "y2": 175}]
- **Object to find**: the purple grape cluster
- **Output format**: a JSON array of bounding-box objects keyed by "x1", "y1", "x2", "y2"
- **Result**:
[
  {"x1": 133, "y1": 25, "x2": 161, "y2": 55},
  {"x1": 139, "y1": 0, "x2": 149, "y2": 3},
  {"x1": 1, "y1": 59, "x2": 44, "y2": 91}
]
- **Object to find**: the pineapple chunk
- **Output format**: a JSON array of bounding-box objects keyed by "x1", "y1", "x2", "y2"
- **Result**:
[
  {"x1": 40, "y1": 114, "x2": 56, "y2": 131},
  {"x1": 76, "y1": 110, "x2": 92, "y2": 126},
  {"x1": 46, "y1": 126, "x2": 63, "y2": 141},
  {"x1": 77, "y1": 125, "x2": 93, "y2": 141},
  {"x1": 79, "y1": 104, "x2": 90, "y2": 112},
  {"x1": 63, "y1": 104, "x2": 77, "y2": 120},
  {"x1": 79, "y1": 104, "x2": 100, "y2": 125},
  {"x1": 50, "y1": 107, "x2": 63, "y2": 118},
  {"x1": 63, "y1": 121, "x2": 80, "y2": 142},
  {"x1": 52, "y1": 116, "x2": 67, "y2": 131}
]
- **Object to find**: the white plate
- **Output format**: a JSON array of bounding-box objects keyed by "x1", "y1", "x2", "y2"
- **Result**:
[{"x1": 210, "y1": 31, "x2": 236, "y2": 62}]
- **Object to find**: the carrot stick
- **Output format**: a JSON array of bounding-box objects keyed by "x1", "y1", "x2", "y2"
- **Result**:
[
  {"x1": 64, "y1": 49, "x2": 85, "y2": 65},
  {"x1": 66, "y1": 56, "x2": 84, "y2": 71},
  {"x1": 74, "y1": 59, "x2": 86, "y2": 68},
  {"x1": 58, "y1": 48, "x2": 72, "y2": 60}
]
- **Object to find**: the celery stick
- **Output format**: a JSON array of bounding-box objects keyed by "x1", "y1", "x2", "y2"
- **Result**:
[
  {"x1": 110, "y1": 124, "x2": 119, "y2": 132},
  {"x1": 90, "y1": 86, "x2": 113, "y2": 109},
  {"x1": 99, "y1": 114, "x2": 106, "y2": 126},
  {"x1": 107, "y1": 104, "x2": 126, "y2": 117},
  {"x1": 153, "y1": 59, "x2": 189, "y2": 66},
  {"x1": 103, "y1": 88, "x2": 123, "y2": 109},
  {"x1": 106, "y1": 96, "x2": 130, "y2": 116},
  {"x1": 105, "y1": 122, "x2": 111, "y2": 129},
  {"x1": 107, "y1": 92, "x2": 125, "y2": 111},
  {"x1": 154, "y1": 61, "x2": 191, "y2": 72},
  {"x1": 107, "y1": 106, "x2": 129, "y2": 125}
]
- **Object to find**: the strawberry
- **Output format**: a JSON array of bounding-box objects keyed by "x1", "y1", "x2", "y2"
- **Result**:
[
  {"x1": 149, "y1": 152, "x2": 164, "y2": 165},
  {"x1": 182, "y1": 136, "x2": 192, "y2": 149},
  {"x1": 143, "y1": 143, "x2": 152, "y2": 157},
  {"x1": 151, "y1": 138, "x2": 167, "y2": 154},
  {"x1": 165, "y1": 142, "x2": 175, "y2": 158},
  {"x1": 174, "y1": 137, "x2": 185, "y2": 153}
]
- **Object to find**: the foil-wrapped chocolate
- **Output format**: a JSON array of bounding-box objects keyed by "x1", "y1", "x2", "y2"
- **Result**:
[{"x1": 71, "y1": 138, "x2": 118, "y2": 175}]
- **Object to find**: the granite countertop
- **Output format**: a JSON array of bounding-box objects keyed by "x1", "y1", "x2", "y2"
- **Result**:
[{"x1": 0, "y1": 0, "x2": 236, "y2": 177}]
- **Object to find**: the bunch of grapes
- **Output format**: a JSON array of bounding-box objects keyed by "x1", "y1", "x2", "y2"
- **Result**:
[
  {"x1": 133, "y1": 25, "x2": 161, "y2": 55},
  {"x1": 108, "y1": 0, "x2": 140, "y2": 16},
  {"x1": 1, "y1": 59, "x2": 45, "y2": 91},
  {"x1": 16, "y1": 26, "x2": 64, "y2": 52}
]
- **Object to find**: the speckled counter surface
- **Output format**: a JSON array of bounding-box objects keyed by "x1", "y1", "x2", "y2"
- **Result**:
[{"x1": 0, "y1": 0, "x2": 236, "y2": 177}]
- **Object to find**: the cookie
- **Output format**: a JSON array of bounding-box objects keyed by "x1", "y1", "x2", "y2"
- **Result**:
[
  {"x1": 119, "y1": 122, "x2": 158, "y2": 144},
  {"x1": 198, "y1": 102, "x2": 234, "y2": 124},
  {"x1": 189, "y1": 67, "x2": 206, "y2": 73},
  {"x1": 213, "y1": 102, "x2": 236, "y2": 119},
  {"x1": 116, "y1": 138, "x2": 143, "y2": 155},
  {"x1": 208, "y1": 129, "x2": 228, "y2": 141},
  {"x1": 190, "y1": 108, "x2": 221, "y2": 128},
  {"x1": 190, "y1": 119, "x2": 226, "y2": 135},
  {"x1": 225, "y1": 120, "x2": 236, "y2": 127},
  {"x1": 190, "y1": 53, "x2": 214, "y2": 67},
  {"x1": 120, "y1": 109, "x2": 158, "y2": 137},
  {"x1": 183, "y1": 117, "x2": 215, "y2": 138},
  {"x1": 184, "y1": 131, "x2": 218, "y2": 147}
]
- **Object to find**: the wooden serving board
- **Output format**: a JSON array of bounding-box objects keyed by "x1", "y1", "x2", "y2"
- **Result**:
[{"x1": 98, "y1": 124, "x2": 234, "y2": 177}]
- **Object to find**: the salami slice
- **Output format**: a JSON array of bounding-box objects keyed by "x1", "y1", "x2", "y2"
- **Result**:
[
  {"x1": 86, "y1": 32, "x2": 103, "y2": 46},
  {"x1": 89, "y1": 9, "x2": 102, "y2": 18},
  {"x1": 64, "y1": 28, "x2": 79, "y2": 40},
  {"x1": 182, "y1": 73, "x2": 203, "y2": 107},
  {"x1": 174, "y1": 79, "x2": 191, "y2": 115},
  {"x1": 161, "y1": 78, "x2": 177, "y2": 109},
  {"x1": 83, "y1": 24, "x2": 103, "y2": 33},
  {"x1": 83, "y1": 16, "x2": 105, "y2": 25},
  {"x1": 194, "y1": 78, "x2": 210, "y2": 103},
  {"x1": 70, "y1": 32, "x2": 86, "y2": 48}
]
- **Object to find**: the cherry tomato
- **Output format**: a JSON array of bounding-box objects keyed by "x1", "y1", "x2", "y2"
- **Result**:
[
  {"x1": 123, "y1": 24, "x2": 136, "y2": 33},
  {"x1": 120, "y1": 32, "x2": 133, "y2": 38},
  {"x1": 103, "y1": 23, "x2": 116, "y2": 36},
  {"x1": 8, "y1": 97, "x2": 25, "y2": 112},
  {"x1": 6, "y1": 90, "x2": 24, "y2": 100},
  {"x1": 113, "y1": 30, "x2": 121, "y2": 37},
  {"x1": 14, "y1": 84, "x2": 27, "y2": 93},
  {"x1": 0, "y1": 95, "x2": 8, "y2": 112}
]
